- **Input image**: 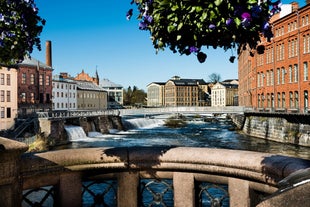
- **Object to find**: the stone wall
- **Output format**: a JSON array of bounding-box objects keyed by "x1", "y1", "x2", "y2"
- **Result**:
[
  {"x1": 39, "y1": 115, "x2": 124, "y2": 145},
  {"x1": 231, "y1": 114, "x2": 310, "y2": 147}
]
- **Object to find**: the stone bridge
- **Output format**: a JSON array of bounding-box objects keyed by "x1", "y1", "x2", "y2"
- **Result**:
[{"x1": 1, "y1": 137, "x2": 309, "y2": 207}]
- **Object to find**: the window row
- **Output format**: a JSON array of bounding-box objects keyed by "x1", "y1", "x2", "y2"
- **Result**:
[
  {"x1": 53, "y1": 82, "x2": 76, "y2": 90},
  {"x1": 52, "y1": 92, "x2": 76, "y2": 99},
  {"x1": 53, "y1": 102, "x2": 76, "y2": 109},
  {"x1": 257, "y1": 90, "x2": 309, "y2": 109},
  {"x1": 0, "y1": 107, "x2": 11, "y2": 119},
  {"x1": 0, "y1": 73, "x2": 11, "y2": 86},
  {"x1": 274, "y1": 15, "x2": 309, "y2": 37},
  {"x1": 257, "y1": 62, "x2": 309, "y2": 87},
  {"x1": 0, "y1": 90, "x2": 11, "y2": 102},
  {"x1": 21, "y1": 73, "x2": 51, "y2": 86}
]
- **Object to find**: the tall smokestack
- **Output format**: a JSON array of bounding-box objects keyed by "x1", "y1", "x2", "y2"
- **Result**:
[{"x1": 46, "y1": 40, "x2": 52, "y2": 67}]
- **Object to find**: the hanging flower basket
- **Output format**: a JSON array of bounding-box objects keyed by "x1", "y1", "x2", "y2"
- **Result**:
[
  {"x1": 127, "y1": 0, "x2": 281, "y2": 63},
  {"x1": 0, "y1": 0, "x2": 45, "y2": 66}
]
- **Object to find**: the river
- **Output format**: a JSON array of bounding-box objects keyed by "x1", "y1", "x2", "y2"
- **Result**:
[{"x1": 64, "y1": 115, "x2": 310, "y2": 159}]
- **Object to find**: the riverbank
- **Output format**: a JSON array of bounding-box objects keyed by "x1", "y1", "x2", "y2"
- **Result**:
[{"x1": 231, "y1": 114, "x2": 310, "y2": 147}]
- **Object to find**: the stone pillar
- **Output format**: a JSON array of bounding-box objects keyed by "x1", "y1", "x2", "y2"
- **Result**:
[
  {"x1": 56, "y1": 172, "x2": 82, "y2": 207},
  {"x1": 229, "y1": 178, "x2": 251, "y2": 207},
  {"x1": 117, "y1": 172, "x2": 139, "y2": 207},
  {"x1": 0, "y1": 137, "x2": 28, "y2": 207},
  {"x1": 173, "y1": 172, "x2": 195, "y2": 207}
]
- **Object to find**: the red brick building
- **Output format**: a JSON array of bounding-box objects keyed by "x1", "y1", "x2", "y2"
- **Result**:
[
  {"x1": 238, "y1": 2, "x2": 310, "y2": 113},
  {"x1": 17, "y1": 41, "x2": 53, "y2": 116}
]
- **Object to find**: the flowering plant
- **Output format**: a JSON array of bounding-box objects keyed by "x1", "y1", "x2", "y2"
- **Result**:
[
  {"x1": 0, "y1": 0, "x2": 45, "y2": 66},
  {"x1": 127, "y1": 0, "x2": 281, "y2": 63}
]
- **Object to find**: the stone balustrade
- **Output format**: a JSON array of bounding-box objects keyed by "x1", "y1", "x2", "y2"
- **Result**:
[{"x1": 0, "y1": 137, "x2": 309, "y2": 207}]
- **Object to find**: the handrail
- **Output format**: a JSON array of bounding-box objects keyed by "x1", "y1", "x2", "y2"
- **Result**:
[
  {"x1": 1, "y1": 137, "x2": 309, "y2": 207},
  {"x1": 19, "y1": 147, "x2": 310, "y2": 207}
]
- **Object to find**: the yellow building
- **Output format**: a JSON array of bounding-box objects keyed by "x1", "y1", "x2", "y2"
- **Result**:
[
  {"x1": 164, "y1": 76, "x2": 209, "y2": 106},
  {"x1": 0, "y1": 66, "x2": 18, "y2": 130},
  {"x1": 211, "y1": 82, "x2": 238, "y2": 107},
  {"x1": 76, "y1": 81, "x2": 108, "y2": 110}
]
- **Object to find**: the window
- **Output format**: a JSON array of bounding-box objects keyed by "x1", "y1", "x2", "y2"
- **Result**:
[
  {"x1": 6, "y1": 107, "x2": 11, "y2": 118},
  {"x1": 39, "y1": 74, "x2": 43, "y2": 85},
  {"x1": 289, "y1": 65, "x2": 292, "y2": 83},
  {"x1": 270, "y1": 69, "x2": 274, "y2": 86},
  {"x1": 0, "y1": 90, "x2": 4, "y2": 102},
  {"x1": 304, "y1": 62, "x2": 308, "y2": 81},
  {"x1": 294, "y1": 64, "x2": 298, "y2": 82},
  {"x1": 0, "y1": 107, "x2": 4, "y2": 118},
  {"x1": 46, "y1": 75, "x2": 50, "y2": 85},
  {"x1": 30, "y1": 74, "x2": 35, "y2": 84},
  {"x1": 277, "y1": 92, "x2": 281, "y2": 108},
  {"x1": 277, "y1": 68, "x2": 280, "y2": 85},
  {"x1": 305, "y1": 90, "x2": 309, "y2": 111},
  {"x1": 6, "y1": 74, "x2": 10, "y2": 86},
  {"x1": 6, "y1": 91, "x2": 10, "y2": 102},
  {"x1": 303, "y1": 34, "x2": 310, "y2": 54},
  {"x1": 0, "y1": 73, "x2": 4, "y2": 85},
  {"x1": 30, "y1": 93, "x2": 35, "y2": 103},
  {"x1": 282, "y1": 92, "x2": 285, "y2": 108},
  {"x1": 295, "y1": 91, "x2": 299, "y2": 108},
  {"x1": 22, "y1": 73, "x2": 26, "y2": 84},
  {"x1": 21, "y1": 92, "x2": 26, "y2": 102},
  {"x1": 289, "y1": 92, "x2": 293, "y2": 108},
  {"x1": 281, "y1": 67, "x2": 285, "y2": 84}
]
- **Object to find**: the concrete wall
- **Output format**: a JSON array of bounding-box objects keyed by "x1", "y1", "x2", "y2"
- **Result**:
[
  {"x1": 39, "y1": 115, "x2": 124, "y2": 145},
  {"x1": 231, "y1": 114, "x2": 310, "y2": 147}
]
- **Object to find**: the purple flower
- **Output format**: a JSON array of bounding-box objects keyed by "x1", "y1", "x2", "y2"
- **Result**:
[
  {"x1": 189, "y1": 46, "x2": 199, "y2": 53},
  {"x1": 144, "y1": 15, "x2": 153, "y2": 23},
  {"x1": 241, "y1": 12, "x2": 251, "y2": 27},
  {"x1": 126, "y1": 9, "x2": 133, "y2": 20},
  {"x1": 139, "y1": 21, "x2": 148, "y2": 30},
  {"x1": 263, "y1": 22, "x2": 269, "y2": 31},
  {"x1": 226, "y1": 18, "x2": 233, "y2": 27},
  {"x1": 209, "y1": 24, "x2": 216, "y2": 30}
]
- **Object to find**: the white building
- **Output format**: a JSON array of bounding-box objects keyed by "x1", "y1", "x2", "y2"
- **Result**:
[
  {"x1": 52, "y1": 74, "x2": 77, "y2": 111},
  {"x1": 147, "y1": 82, "x2": 165, "y2": 107},
  {"x1": 211, "y1": 82, "x2": 238, "y2": 107},
  {"x1": 0, "y1": 66, "x2": 18, "y2": 130},
  {"x1": 100, "y1": 79, "x2": 123, "y2": 109}
]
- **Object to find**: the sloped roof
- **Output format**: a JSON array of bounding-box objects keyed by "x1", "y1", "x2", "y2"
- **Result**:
[
  {"x1": 18, "y1": 56, "x2": 53, "y2": 70},
  {"x1": 220, "y1": 82, "x2": 238, "y2": 88},
  {"x1": 147, "y1": 82, "x2": 166, "y2": 87},
  {"x1": 168, "y1": 78, "x2": 207, "y2": 86},
  {"x1": 76, "y1": 80, "x2": 106, "y2": 91},
  {"x1": 100, "y1": 79, "x2": 123, "y2": 88}
]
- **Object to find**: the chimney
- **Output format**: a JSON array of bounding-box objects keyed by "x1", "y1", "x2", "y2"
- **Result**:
[
  {"x1": 291, "y1": 2, "x2": 299, "y2": 12},
  {"x1": 46, "y1": 40, "x2": 52, "y2": 67}
]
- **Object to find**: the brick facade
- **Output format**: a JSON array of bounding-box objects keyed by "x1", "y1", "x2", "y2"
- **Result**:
[{"x1": 238, "y1": 3, "x2": 310, "y2": 113}]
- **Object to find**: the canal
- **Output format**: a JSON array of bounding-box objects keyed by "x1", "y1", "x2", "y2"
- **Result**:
[{"x1": 64, "y1": 115, "x2": 310, "y2": 159}]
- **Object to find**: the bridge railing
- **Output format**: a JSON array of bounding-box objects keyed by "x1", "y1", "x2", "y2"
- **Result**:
[
  {"x1": 1, "y1": 137, "x2": 309, "y2": 207},
  {"x1": 36, "y1": 109, "x2": 120, "y2": 119}
]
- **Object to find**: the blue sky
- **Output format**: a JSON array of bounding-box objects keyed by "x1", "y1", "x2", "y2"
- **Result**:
[{"x1": 31, "y1": 0, "x2": 306, "y2": 91}]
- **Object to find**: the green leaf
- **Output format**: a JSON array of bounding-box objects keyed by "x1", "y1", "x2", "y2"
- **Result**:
[
  {"x1": 214, "y1": 0, "x2": 223, "y2": 6},
  {"x1": 167, "y1": 25, "x2": 175, "y2": 33},
  {"x1": 177, "y1": 22, "x2": 183, "y2": 30},
  {"x1": 177, "y1": 35, "x2": 182, "y2": 41}
]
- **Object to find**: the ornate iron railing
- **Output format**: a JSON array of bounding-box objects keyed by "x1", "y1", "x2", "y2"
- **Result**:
[{"x1": 0, "y1": 138, "x2": 309, "y2": 206}]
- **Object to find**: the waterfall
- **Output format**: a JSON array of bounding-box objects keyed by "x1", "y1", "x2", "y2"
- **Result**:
[
  {"x1": 65, "y1": 125, "x2": 88, "y2": 141},
  {"x1": 122, "y1": 117, "x2": 164, "y2": 130}
]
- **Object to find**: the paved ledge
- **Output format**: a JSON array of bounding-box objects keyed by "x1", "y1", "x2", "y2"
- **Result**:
[{"x1": 21, "y1": 147, "x2": 310, "y2": 186}]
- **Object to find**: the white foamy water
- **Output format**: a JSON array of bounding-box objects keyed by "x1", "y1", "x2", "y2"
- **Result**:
[
  {"x1": 123, "y1": 117, "x2": 165, "y2": 129},
  {"x1": 64, "y1": 125, "x2": 88, "y2": 141}
]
